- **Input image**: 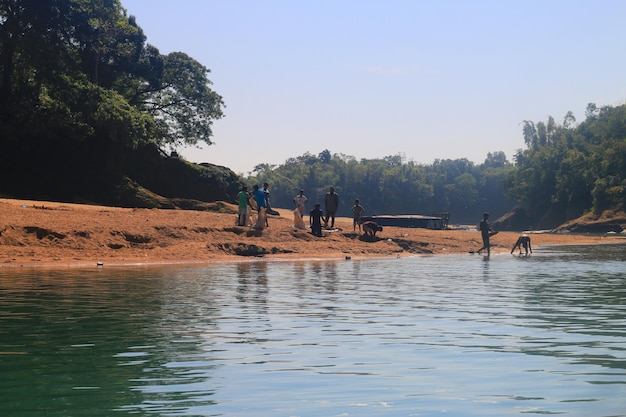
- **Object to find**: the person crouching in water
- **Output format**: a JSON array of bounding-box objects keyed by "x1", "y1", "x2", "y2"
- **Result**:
[
  {"x1": 309, "y1": 203, "x2": 324, "y2": 237},
  {"x1": 511, "y1": 234, "x2": 532, "y2": 255}
]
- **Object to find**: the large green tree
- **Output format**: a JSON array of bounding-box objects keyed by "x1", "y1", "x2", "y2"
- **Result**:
[
  {"x1": 141, "y1": 51, "x2": 224, "y2": 148},
  {"x1": 0, "y1": 0, "x2": 226, "y2": 201}
]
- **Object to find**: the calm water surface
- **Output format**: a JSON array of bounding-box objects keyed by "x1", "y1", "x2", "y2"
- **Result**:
[{"x1": 1, "y1": 244, "x2": 625, "y2": 416}]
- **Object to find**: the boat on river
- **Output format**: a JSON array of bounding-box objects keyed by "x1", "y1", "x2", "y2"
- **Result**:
[{"x1": 360, "y1": 213, "x2": 448, "y2": 229}]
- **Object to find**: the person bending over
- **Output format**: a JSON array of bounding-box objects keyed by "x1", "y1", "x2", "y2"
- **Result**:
[{"x1": 511, "y1": 234, "x2": 532, "y2": 255}]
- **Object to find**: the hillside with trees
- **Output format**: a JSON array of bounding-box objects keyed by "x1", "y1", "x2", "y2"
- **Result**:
[
  {"x1": 501, "y1": 103, "x2": 626, "y2": 232},
  {"x1": 0, "y1": 0, "x2": 240, "y2": 207}
]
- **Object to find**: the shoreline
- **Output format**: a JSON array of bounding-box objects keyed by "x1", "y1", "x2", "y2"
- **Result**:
[{"x1": 1, "y1": 198, "x2": 623, "y2": 269}]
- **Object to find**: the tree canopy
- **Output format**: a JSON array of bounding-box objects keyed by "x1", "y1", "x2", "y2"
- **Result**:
[
  {"x1": 505, "y1": 103, "x2": 626, "y2": 228},
  {"x1": 0, "y1": 0, "x2": 228, "y2": 203},
  {"x1": 1, "y1": 0, "x2": 224, "y2": 149},
  {"x1": 247, "y1": 150, "x2": 516, "y2": 224}
]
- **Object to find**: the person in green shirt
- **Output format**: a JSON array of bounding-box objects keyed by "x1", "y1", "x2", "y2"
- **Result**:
[{"x1": 237, "y1": 186, "x2": 249, "y2": 226}]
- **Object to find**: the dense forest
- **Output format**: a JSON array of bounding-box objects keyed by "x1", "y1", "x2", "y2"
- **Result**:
[
  {"x1": 0, "y1": 0, "x2": 240, "y2": 206},
  {"x1": 505, "y1": 104, "x2": 626, "y2": 230},
  {"x1": 1, "y1": 1, "x2": 624, "y2": 231},
  {"x1": 247, "y1": 150, "x2": 516, "y2": 225},
  {"x1": 248, "y1": 104, "x2": 626, "y2": 229}
]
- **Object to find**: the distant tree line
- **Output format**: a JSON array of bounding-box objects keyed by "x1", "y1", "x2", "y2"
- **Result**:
[
  {"x1": 247, "y1": 150, "x2": 516, "y2": 225},
  {"x1": 248, "y1": 104, "x2": 625, "y2": 228}
]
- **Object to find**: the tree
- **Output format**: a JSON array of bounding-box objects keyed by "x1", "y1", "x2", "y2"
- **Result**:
[
  {"x1": 72, "y1": 0, "x2": 147, "y2": 89},
  {"x1": 141, "y1": 51, "x2": 224, "y2": 148},
  {"x1": 482, "y1": 151, "x2": 508, "y2": 168},
  {"x1": 318, "y1": 149, "x2": 331, "y2": 164},
  {"x1": 563, "y1": 111, "x2": 576, "y2": 129},
  {"x1": 251, "y1": 163, "x2": 276, "y2": 176},
  {"x1": 506, "y1": 106, "x2": 626, "y2": 227},
  {"x1": 245, "y1": 150, "x2": 515, "y2": 223},
  {"x1": 447, "y1": 173, "x2": 478, "y2": 210},
  {"x1": 521, "y1": 120, "x2": 538, "y2": 147},
  {"x1": 0, "y1": 0, "x2": 228, "y2": 203},
  {"x1": 1, "y1": 0, "x2": 225, "y2": 148}
]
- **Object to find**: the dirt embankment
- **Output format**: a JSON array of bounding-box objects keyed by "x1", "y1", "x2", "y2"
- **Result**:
[{"x1": 0, "y1": 198, "x2": 623, "y2": 268}]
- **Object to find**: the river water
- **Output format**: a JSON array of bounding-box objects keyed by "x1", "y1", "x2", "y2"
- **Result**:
[{"x1": 1, "y1": 244, "x2": 625, "y2": 417}]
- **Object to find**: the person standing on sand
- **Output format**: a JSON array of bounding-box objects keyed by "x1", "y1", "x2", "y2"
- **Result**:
[
  {"x1": 324, "y1": 186, "x2": 339, "y2": 229},
  {"x1": 252, "y1": 185, "x2": 267, "y2": 228},
  {"x1": 477, "y1": 212, "x2": 494, "y2": 256},
  {"x1": 309, "y1": 203, "x2": 324, "y2": 237},
  {"x1": 351, "y1": 199, "x2": 364, "y2": 232},
  {"x1": 293, "y1": 190, "x2": 308, "y2": 218},
  {"x1": 236, "y1": 186, "x2": 249, "y2": 226},
  {"x1": 262, "y1": 182, "x2": 271, "y2": 226}
]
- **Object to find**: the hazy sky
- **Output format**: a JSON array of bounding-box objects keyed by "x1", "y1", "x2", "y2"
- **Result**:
[{"x1": 122, "y1": 0, "x2": 625, "y2": 175}]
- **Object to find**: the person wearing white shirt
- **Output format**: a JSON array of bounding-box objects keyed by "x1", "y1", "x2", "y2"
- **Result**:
[{"x1": 293, "y1": 189, "x2": 308, "y2": 217}]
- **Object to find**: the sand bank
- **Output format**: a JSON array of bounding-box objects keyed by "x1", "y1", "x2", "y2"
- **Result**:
[{"x1": 0, "y1": 198, "x2": 622, "y2": 268}]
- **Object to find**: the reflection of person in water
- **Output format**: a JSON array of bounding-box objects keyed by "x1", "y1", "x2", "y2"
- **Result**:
[
  {"x1": 511, "y1": 234, "x2": 532, "y2": 255},
  {"x1": 477, "y1": 212, "x2": 495, "y2": 256}
]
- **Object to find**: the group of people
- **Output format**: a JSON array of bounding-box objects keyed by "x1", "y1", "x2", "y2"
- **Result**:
[
  {"x1": 292, "y1": 187, "x2": 368, "y2": 237},
  {"x1": 239, "y1": 186, "x2": 533, "y2": 252},
  {"x1": 476, "y1": 212, "x2": 532, "y2": 256},
  {"x1": 237, "y1": 182, "x2": 271, "y2": 228},
  {"x1": 237, "y1": 184, "x2": 368, "y2": 236}
]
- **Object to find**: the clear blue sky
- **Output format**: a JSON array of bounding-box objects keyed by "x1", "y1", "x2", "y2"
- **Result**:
[{"x1": 123, "y1": 0, "x2": 625, "y2": 175}]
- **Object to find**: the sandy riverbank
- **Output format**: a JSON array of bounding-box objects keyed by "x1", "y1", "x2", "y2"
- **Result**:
[{"x1": 0, "y1": 198, "x2": 623, "y2": 268}]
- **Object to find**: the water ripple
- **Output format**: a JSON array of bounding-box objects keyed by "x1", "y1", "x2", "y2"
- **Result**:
[{"x1": 0, "y1": 245, "x2": 625, "y2": 416}]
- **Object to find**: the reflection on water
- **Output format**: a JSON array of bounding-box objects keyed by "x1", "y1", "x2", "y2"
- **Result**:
[{"x1": 0, "y1": 244, "x2": 625, "y2": 416}]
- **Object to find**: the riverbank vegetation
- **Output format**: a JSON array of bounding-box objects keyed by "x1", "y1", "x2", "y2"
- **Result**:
[
  {"x1": 0, "y1": 0, "x2": 239, "y2": 206},
  {"x1": 247, "y1": 150, "x2": 515, "y2": 225},
  {"x1": 504, "y1": 104, "x2": 626, "y2": 231}
]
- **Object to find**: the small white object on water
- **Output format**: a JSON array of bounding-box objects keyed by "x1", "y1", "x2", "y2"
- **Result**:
[{"x1": 97, "y1": 262, "x2": 104, "y2": 266}]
